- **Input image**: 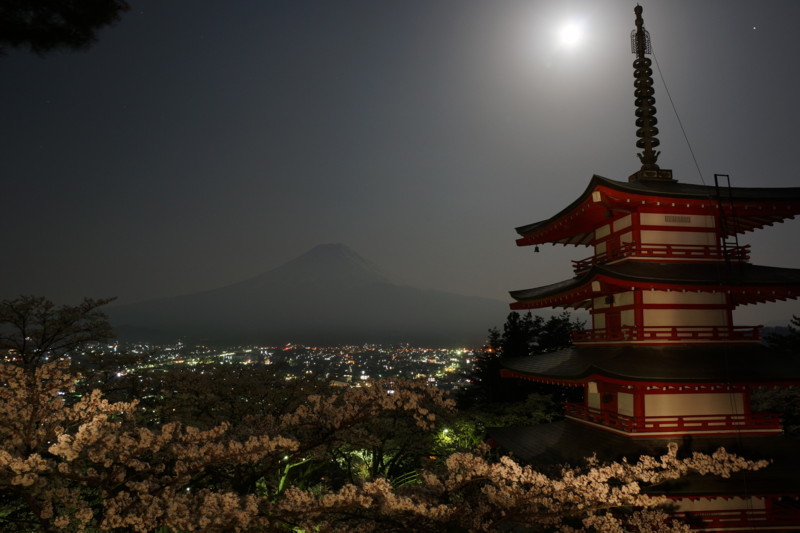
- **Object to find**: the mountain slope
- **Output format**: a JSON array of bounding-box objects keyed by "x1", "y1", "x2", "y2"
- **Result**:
[{"x1": 109, "y1": 244, "x2": 507, "y2": 345}]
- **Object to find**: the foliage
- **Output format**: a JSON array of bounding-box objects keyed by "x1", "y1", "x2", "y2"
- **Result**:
[
  {"x1": 0, "y1": 298, "x2": 774, "y2": 531},
  {"x1": 0, "y1": 0, "x2": 129, "y2": 55},
  {"x1": 494, "y1": 311, "x2": 584, "y2": 359},
  {"x1": 133, "y1": 363, "x2": 327, "y2": 429},
  {"x1": 0, "y1": 295, "x2": 115, "y2": 373},
  {"x1": 757, "y1": 315, "x2": 800, "y2": 435},
  {"x1": 432, "y1": 394, "x2": 558, "y2": 458},
  {"x1": 460, "y1": 311, "x2": 583, "y2": 407},
  {"x1": 0, "y1": 358, "x2": 457, "y2": 532},
  {"x1": 274, "y1": 442, "x2": 767, "y2": 533},
  {"x1": 765, "y1": 315, "x2": 800, "y2": 351},
  {"x1": 0, "y1": 359, "x2": 770, "y2": 532},
  {"x1": 752, "y1": 386, "x2": 800, "y2": 436}
]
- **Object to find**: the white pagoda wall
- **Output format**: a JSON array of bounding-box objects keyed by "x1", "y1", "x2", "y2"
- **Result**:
[
  {"x1": 593, "y1": 291, "x2": 730, "y2": 329},
  {"x1": 642, "y1": 292, "x2": 727, "y2": 305},
  {"x1": 595, "y1": 212, "x2": 718, "y2": 255},
  {"x1": 639, "y1": 230, "x2": 716, "y2": 246},
  {"x1": 643, "y1": 291, "x2": 729, "y2": 327},
  {"x1": 642, "y1": 308, "x2": 729, "y2": 327},
  {"x1": 639, "y1": 213, "x2": 716, "y2": 247},
  {"x1": 644, "y1": 393, "x2": 744, "y2": 417}
]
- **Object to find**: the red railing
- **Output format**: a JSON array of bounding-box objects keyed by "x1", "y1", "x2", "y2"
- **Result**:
[
  {"x1": 572, "y1": 242, "x2": 751, "y2": 273},
  {"x1": 674, "y1": 507, "x2": 800, "y2": 530},
  {"x1": 572, "y1": 325, "x2": 762, "y2": 344},
  {"x1": 563, "y1": 403, "x2": 782, "y2": 433}
]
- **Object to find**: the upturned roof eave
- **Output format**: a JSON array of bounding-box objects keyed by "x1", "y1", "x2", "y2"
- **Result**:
[
  {"x1": 509, "y1": 262, "x2": 800, "y2": 307},
  {"x1": 499, "y1": 344, "x2": 800, "y2": 384},
  {"x1": 515, "y1": 174, "x2": 607, "y2": 237},
  {"x1": 500, "y1": 367, "x2": 800, "y2": 387},
  {"x1": 515, "y1": 175, "x2": 800, "y2": 242}
]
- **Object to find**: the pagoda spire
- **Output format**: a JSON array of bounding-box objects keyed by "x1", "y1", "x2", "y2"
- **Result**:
[{"x1": 629, "y1": 5, "x2": 672, "y2": 182}]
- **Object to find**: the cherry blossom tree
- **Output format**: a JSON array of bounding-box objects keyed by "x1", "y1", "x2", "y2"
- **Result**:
[
  {"x1": 0, "y1": 297, "x2": 772, "y2": 532},
  {"x1": 278, "y1": 443, "x2": 767, "y2": 533},
  {"x1": 0, "y1": 358, "x2": 769, "y2": 532}
]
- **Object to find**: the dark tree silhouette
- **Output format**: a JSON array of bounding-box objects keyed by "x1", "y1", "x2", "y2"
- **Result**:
[
  {"x1": 460, "y1": 311, "x2": 583, "y2": 406},
  {"x1": 0, "y1": 0, "x2": 129, "y2": 55},
  {"x1": 757, "y1": 315, "x2": 800, "y2": 435},
  {"x1": 766, "y1": 315, "x2": 800, "y2": 351},
  {"x1": 0, "y1": 295, "x2": 115, "y2": 372}
]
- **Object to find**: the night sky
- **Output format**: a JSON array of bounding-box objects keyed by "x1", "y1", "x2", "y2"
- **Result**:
[{"x1": 3, "y1": 0, "x2": 800, "y2": 326}]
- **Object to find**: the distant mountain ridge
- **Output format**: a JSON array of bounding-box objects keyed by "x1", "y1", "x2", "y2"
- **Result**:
[
  {"x1": 230, "y1": 243, "x2": 403, "y2": 292},
  {"x1": 109, "y1": 244, "x2": 508, "y2": 346}
]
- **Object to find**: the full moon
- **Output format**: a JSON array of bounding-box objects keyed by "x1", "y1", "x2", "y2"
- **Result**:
[{"x1": 559, "y1": 21, "x2": 583, "y2": 48}]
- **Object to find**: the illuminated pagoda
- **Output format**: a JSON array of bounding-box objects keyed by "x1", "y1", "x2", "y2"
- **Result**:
[{"x1": 493, "y1": 5, "x2": 800, "y2": 531}]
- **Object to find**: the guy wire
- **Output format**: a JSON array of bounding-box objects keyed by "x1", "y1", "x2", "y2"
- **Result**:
[{"x1": 652, "y1": 49, "x2": 706, "y2": 186}]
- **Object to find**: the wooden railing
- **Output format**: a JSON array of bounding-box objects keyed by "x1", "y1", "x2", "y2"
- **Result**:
[
  {"x1": 674, "y1": 507, "x2": 800, "y2": 530},
  {"x1": 572, "y1": 325, "x2": 762, "y2": 344},
  {"x1": 572, "y1": 242, "x2": 751, "y2": 273},
  {"x1": 563, "y1": 403, "x2": 782, "y2": 433}
]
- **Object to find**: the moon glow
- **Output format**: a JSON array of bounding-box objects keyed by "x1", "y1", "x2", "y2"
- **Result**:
[{"x1": 558, "y1": 21, "x2": 583, "y2": 48}]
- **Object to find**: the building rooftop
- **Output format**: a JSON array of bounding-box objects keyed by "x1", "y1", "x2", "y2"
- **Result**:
[
  {"x1": 515, "y1": 175, "x2": 800, "y2": 246},
  {"x1": 489, "y1": 420, "x2": 800, "y2": 496},
  {"x1": 500, "y1": 343, "x2": 800, "y2": 384},
  {"x1": 510, "y1": 262, "x2": 800, "y2": 309}
]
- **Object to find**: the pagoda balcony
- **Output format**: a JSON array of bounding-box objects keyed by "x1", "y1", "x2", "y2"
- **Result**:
[
  {"x1": 572, "y1": 242, "x2": 751, "y2": 274},
  {"x1": 564, "y1": 403, "x2": 782, "y2": 434},
  {"x1": 673, "y1": 507, "x2": 800, "y2": 531},
  {"x1": 572, "y1": 325, "x2": 762, "y2": 344}
]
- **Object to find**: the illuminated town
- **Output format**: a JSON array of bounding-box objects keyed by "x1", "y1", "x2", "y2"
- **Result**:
[{"x1": 79, "y1": 342, "x2": 476, "y2": 392}]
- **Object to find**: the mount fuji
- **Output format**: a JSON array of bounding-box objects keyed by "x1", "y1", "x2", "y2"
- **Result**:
[{"x1": 109, "y1": 244, "x2": 508, "y2": 346}]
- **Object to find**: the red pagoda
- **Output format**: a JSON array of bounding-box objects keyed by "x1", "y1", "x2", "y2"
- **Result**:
[{"x1": 493, "y1": 6, "x2": 800, "y2": 531}]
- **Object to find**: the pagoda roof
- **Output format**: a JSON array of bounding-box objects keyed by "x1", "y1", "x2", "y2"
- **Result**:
[
  {"x1": 510, "y1": 262, "x2": 800, "y2": 309},
  {"x1": 515, "y1": 175, "x2": 800, "y2": 246},
  {"x1": 489, "y1": 420, "x2": 800, "y2": 496},
  {"x1": 499, "y1": 344, "x2": 800, "y2": 384}
]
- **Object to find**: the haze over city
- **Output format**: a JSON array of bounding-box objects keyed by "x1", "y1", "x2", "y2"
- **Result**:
[{"x1": 4, "y1": 0, "x2": 799, "y2": 327}]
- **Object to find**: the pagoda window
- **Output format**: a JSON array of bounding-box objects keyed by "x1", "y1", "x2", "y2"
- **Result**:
[
  {"x1": 595, "y1": 241, "x2": 606, "y2": 257},
  {"x1": 639, "y1": 229, "x2": 716, "y2": 246},
  {"x1": 617, "y1": 392, "x2": 634, "y2": 417},
  {"x1": 642, "y1": 308, "x2": 729, "y2": 328},
  {"x1": 621, "y1": 309, "x2": 635, "y2": 327},
  {"x1": 640, "y1": 213, "x2": 716, "y2": 228},
  {"x1": 615, "y1": 291, "x2": 635, "y2": 306},
  {"x1": 613, "y1": 214, "x2": 632, "y2": 231},
  {"x1": 587, "y1": 381, "x2": 600, "y2": 409},
  {"x1": 642, "y1": 291, "x2": 728, "y2": 305},
  {"x1": 595, "y1": 224, "x2": 612, "y2": 240},
  {"x1": 592, "y1": 217, "x2": 634, "y2": 264}
]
